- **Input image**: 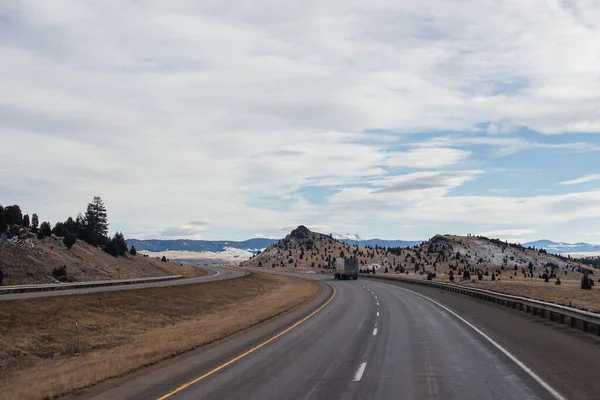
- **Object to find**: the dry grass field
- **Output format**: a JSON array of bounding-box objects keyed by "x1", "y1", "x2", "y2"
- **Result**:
[
  {"x1": 376, "y1": 271, "x2": 600, "y2": 312},
  {"x1": 0, "y1": 272, "x2": 319, "y2": 400}
]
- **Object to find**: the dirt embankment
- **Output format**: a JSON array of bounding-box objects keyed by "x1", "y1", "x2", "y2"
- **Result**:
[
  {"x1": 0, "y1": 236, "x2": 203, "y2": 285},
  {"x1": 0, "y1": 272, "x2": 319, "y2": 400}
]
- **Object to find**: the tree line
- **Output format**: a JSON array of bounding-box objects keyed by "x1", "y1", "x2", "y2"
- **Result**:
[{"x1": 0, "y1": 196, "x2": 135, "y2": 257}]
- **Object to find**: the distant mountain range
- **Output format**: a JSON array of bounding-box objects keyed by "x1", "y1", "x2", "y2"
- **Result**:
[
  {"x1": 522, "y1": 240, "x2": 600, "y2": 255},
  {"x1": 128, "y1": 237, "x2": 599, "y2": 257},
  {"x1": 127, "y1": 238, "x2": 278, "y2": 253},
  {"x1": 128, "y1": 234, "x2": 425, "y2": 255},
  {"x1": 330, "y1": 232, "x2": 423, "y2": 248}
]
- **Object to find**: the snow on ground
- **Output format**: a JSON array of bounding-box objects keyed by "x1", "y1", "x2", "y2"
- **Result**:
[
  {"x1": 140, "y1": 247, "x2": 255, "y2": 263},
  {"x1": 450, "y1": 236, "x2": 576, "y2": 270},
  {"x1": 560, "y1": 251, "x2": 600, "y2": 257}
]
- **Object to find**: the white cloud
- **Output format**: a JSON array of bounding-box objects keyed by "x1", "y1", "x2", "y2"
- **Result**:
[
  {"x1": 384, "y1": 148, "x2": 470, "y2": 168},
  {"x1": 560, "y1": 174, "x2": 600, "y2": 185},
  {"x1": 479, "y1": 229, "x2": 537, "y2": 237},
  {"x1": 2, "y1": 1, "x2": 600, "y2": 241}
]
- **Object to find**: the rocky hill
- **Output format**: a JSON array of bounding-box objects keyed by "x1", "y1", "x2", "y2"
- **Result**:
[
  {"x1": 244, "y1": 228, "x2": 594, "y2": 281},
  {"x1": 244, "y1": 225, "x2": 412, "y2": 270}
]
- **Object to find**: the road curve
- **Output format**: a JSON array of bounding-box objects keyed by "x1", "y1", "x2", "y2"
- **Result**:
[
  {"x1": 0, "y1": 265, "x2": 245, "y2": 300},
  {"x1": 66, "y1": 270, "x2": 600, "y2": 400}
]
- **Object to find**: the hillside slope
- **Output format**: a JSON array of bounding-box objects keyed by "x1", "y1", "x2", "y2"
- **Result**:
[
  {"x1": 244, "y1": 226, "x2": 404, "y2": 270},
  {"x1": 0, "y1": 235, "x2": 196, "y2": 285},
  {"x1": 246, "y1": 228, "x2": 593, "y2": 279}
]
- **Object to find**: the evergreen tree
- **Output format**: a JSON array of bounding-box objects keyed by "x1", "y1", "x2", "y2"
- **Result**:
[
  {"x1": 0, "y1": 206, "x2": 6, "y2": 233},
  {"x1": 52, "y1": 222, "x2": 68, "y2": 237},
  {"x1": 103, "y1": 232, "x2": 128, "y2": 257},
  {"x1": 63, "y1": 232, "x2": 77, "y2": 249},
  {"x1": 84, "y1": 196, "x2": 109, "y2": 245},
  {"x1": 39, "y1": 221, "x2": 51, "y2": 237},
  {"x1": 64, "y1": 216, "x2": 81, "y2": 236},
  {"x1": 22, "y1": 214, "x2": 30, "y2": 228},
  {"x1": 31, "y1": 213, "x2": 39, "y2": 233},
  {"x1": 4, "y1": 205, "x2": 22, "y2": 226},
  {"x1": 581, "y1": 273, "x2": 592, "y2": 290},
  {"x1": 114, "y1": 232, "x2": 128, "y2": 256},
  {"x1": 129, "y1": 245, "x2": 137, "y2": 256}
]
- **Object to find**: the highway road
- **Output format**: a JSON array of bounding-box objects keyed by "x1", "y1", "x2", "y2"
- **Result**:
[
  {"x1": 68, "y1": 271, "x2": 600, "y2": 400},
  {"x1": 0, "y1": 265, "x2": 245, "y2": 300}
]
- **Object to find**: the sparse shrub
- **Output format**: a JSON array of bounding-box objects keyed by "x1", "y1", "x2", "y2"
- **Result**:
[
  {"x1": 555, "y1": 277, "x2": 561, "y2": 285},
  {"x1": 161, "y1": 256, "x2": 167, "y2": 262},
  {"x1": 258, "y1": 261, "x2": 262, "y2": 267},
  {"x1": 478, "y1": 272, "x2": 483, "y2": 280},
  {"x1": 491, "y1": 272, "x2": 496, "y2": 281},
  {"x1": 449, "y1": 271, "x2": 454, "y2": 282},
  {"x1": 463, "y1": 270, "x2": 470, "y2": 280},
  {"x1": 52, "y1": 265, "x2": 67, "y2": 279},
  {"x1": 581, "y1": 273, "x2": 592, "y2": 290},
  {"x1": 129, "y1": 245, "x2": 137, "y2": 256},
  {"x1": 63, "y1": 232, "x2": 77, "y2": 249},
  {"x1": 427, "y1": 272, "x2": 436, "y2": 280},
  {"x1": 384, "y1": 267, "x2": 389, "y2": 273}
]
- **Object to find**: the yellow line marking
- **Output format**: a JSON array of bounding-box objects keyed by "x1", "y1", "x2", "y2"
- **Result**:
[{"x1": 157, "y1": 284, "x2": 337, "y2": 400}]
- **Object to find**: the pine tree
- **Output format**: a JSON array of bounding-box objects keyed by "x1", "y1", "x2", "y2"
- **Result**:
[
  {"x1": 39, "y1": 221, "x2": 51, "y2": 237},
  {"x1": 581, "y1": 273, "x2": 592, "y2": 290},
  {"x1": 22, "y1": 214, "x2": 30, "y2": 228},
  {"x1": 4, "y1": 205, "x2": 22, "y2": 226},
  {"x1": 63, "y1": 232, "x2": 77, "y2": 249},
  {"x1": 0, "y1": 206, "x2": 6, "y2": 233},
  {"x1": 129, "y1": 245, "x2": 137, "y2": 256},
  {"x1": 31, "y1": 213, "x2": 39, "y2": 233},
  {"x1": 115, "y1": 232, "x2": 128, "y2": 256},
  {"x1": 84, "y1": 196, "x2": 109, "y2": 245}
]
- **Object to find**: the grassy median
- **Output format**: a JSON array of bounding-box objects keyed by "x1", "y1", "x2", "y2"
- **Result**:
[{"x1": 0, "y1": 272, "x2": 319, "y2": 400}]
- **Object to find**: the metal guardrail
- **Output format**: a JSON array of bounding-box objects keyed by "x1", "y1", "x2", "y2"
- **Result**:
[
  {"x1": 0, "y1": 275, "x2": 184, "y2": 295},
  {"x1": 362, "y1": 273, "x2": 600, "y2": 336}
]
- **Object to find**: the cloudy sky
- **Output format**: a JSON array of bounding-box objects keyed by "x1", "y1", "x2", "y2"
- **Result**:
[{"x1": 2, "y1": 1, "x2": 600, "y2": 243}]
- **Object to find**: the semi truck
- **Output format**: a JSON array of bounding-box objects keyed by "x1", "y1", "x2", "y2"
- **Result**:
[{"x1": 334, "y1": 257, "x2": 359, "y2": 280}]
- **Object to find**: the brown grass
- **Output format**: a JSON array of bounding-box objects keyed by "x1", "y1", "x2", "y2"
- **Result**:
[
  {"x1": 376, "y1": 271, "x2": 600, "y2": 312},
  {"x1": 465, "y1": 278, "x2": 600, "y2": 312},
  {"x1": 0, "y1": 236, "x2": 204, "y2": 285},
  {"x1": 0, "y1": 273, "x2": 319, "y2": 400}
]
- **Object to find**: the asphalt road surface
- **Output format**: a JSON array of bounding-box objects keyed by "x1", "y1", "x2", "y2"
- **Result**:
[
  {"x1": 0, "y1": 265, "x2": 244, "y2": 300},
  {"x1": 70, "y1": 271, "x2": 600, "y2": 400}
]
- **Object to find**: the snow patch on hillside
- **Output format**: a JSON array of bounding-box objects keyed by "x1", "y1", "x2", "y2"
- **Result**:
[{"x1": 331, "y1": 232, "x2": 362, "y2": 241}]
